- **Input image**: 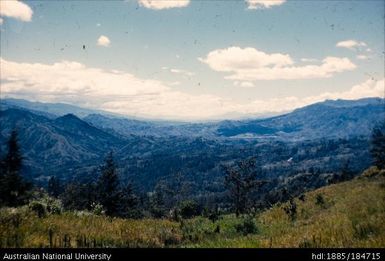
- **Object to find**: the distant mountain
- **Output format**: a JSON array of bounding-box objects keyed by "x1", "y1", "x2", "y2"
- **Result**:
[
  {"x1": 0, "y1": 102, "x2": 376, "y2": 193},
  {"x1": 216, "y1": 97, "x2": 385, "y2": 140},
  {"x1": 0, "y1": 109, "x2": 126, "y2": 181},
  {"x1": 3, "y1": 97, "x2": 383, "y2": 140},
  {"x1": 1, "y1": 98, "x2": 121, "y2": 118}
]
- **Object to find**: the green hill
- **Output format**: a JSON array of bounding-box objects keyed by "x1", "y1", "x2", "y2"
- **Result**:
[{"x1": 1, "y1": 168, "x2": 384, "y2": 248}]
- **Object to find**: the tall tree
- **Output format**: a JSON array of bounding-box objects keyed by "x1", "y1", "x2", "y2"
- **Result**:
[
  {"x1": 370, "y1": 122, "x2": 385, "y2": 169},
  {"x1": 0, "y1": 130, "x2": 30, "y2": 206},
  {"x1": 48, "y1": 176, "x2": 63, "y2": 198},
  {"x1": 224, "y1": 157, "x2": 266, "y2": 216},
  {"x1": 120, "y1": 182, "x2": 139, "y2": 218},
  {"x1": 96, "y1": 152, "x2": 121, "y2": 216}
]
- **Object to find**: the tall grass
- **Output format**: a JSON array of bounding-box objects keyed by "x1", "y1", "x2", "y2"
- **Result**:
[{"x1": 1, "y1": 172, "x2": 384, "y2": 248}]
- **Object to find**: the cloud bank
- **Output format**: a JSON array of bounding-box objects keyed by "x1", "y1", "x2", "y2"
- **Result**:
[
  {"x1": 0, "y1": 0, "x2": 33, "y2": 22},
  {"x1": 199, "y1": 46, "x2": 356, "y2": 82},
  {"x1": 1, "y1": 58, "x2": 382, "y2": 120}
]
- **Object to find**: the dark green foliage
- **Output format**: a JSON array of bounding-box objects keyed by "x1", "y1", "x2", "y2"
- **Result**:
[
  {"x1": 315, "y1": 194, "x2": 325, "y2": 207},
  {"x1": 179, "y1": 200, "x2": 201, "y2": 219},
  {"x1": 283, "y1": 199, "x2": 297, "y2": 221},
  {"x1": 235, "y1": 215, "x2": 258, "y2": 235},
  {"x1": 96, "y1": 152, "x2": 121, "y2": 216},
  {"x1": 48, "y1": 176, "x2": 63, "y2": 198},
  {"x1": 224, "y1": 158, "x2": 266, "y2": 216},
  {"x1": 339, "y1": 160, "x2": 354, "y2": 182},
  {"x1": 0, "y1": 130, "x2": 31, "y2": 207},
  {"x1": 29, "y1": 201, "x2": 47, "y2": 218},
  {"x1": 120, "y1": 182, "x2": 140, "y2": 218},
  {"x1": 61, "y1": 182, "x2": 97, "y2": 211},
  {"x1": 203, "y1": 205, "x2": 220, "y2": 222},
  {"x1": 370, "y1": 122, "x2": 385, "y2": 169},
  {"x1": 148, "y1": 187, "x2": 167, "y2": 218}
]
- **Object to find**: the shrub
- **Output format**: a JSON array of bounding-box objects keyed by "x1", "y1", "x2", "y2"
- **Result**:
[
  {"x1": 29, "y1": 201, "x2": 46, "y2": 218},
  {"x1": 235, "y1": 215, "x2": 258, "y2": 235},
  {"x1": 315, "y1": 194, "x2": 325, "y2": 207},
  {"x1": 90, "y1": 202, "x2": 105, "y2": 216},
  {"x1": 362, "y1": 166, "x2": 380, "y2": 178},
  {"x1": 283, "y1": 199, "x2": 297, "y2": 221},
  {"x1": 46, "y1": 197, "x2": 63, "y2": 214},
  {"x1": 179, "y1": 200, "x2": 200, "y2": 219}
]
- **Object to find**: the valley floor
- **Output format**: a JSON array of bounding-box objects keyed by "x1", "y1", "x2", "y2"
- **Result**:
[{"x1": 1, "y1": 170, "x2": 384, "y2": 248}]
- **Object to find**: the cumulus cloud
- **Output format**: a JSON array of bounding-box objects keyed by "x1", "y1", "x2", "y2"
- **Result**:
[
  {"x1": 336, "y1": 40, "x2": 367, "y2": 50},
  {"x1": 0, "y1": 0, "x2": 33, "y2": 22},
  {"x1": 246, "y1": 0, "x2": 286, "y2": 9},
  {"x1": 97, "y1": 35, "x2": 111, "y2": 47},
  {"x1": 1, "y1": 58, "x2": 382, "y2": 120},
  {"x1": 199, "y1": 46, "x2": 356, "y2": 81},
  {"x1": 138, "y1": 0, "x2": 190, "y2": 10}
]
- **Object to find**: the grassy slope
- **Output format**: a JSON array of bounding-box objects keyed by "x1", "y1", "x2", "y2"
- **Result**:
[{"x1": 1, "y1": 172, "x2": 384, "y2": 248}]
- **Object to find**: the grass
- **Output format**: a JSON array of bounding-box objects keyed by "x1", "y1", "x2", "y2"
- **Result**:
[{"x1": 1, "y1": 170, "x2": 384, "y2": 248}]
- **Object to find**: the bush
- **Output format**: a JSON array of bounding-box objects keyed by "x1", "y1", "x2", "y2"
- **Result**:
[
  {"x1": 29, "y1": 201, "x2": 46, "y2": 218},
  {"x1": 362, "y1": 166, "x2": 380, "y2": 178},
  {"x1": 315, "y1": 194, "x2": 325, "y2": 207},
  {"x1": 179, "y1": 200, "x2": 201, "y2": 219},
  {"x1": 283, "y1": 199, "x2": 297, "y2": 221},
  {"x1": 28, "y1": 196, "x2": 63, "y2": 217},
  {"x1": 235, "y1": 215, "x2": 258, "y2": 235},
  {"x1": 90, "y1": 202, "x2": 105, "y2": 216},
  {"x1": 46, "y1": 197, "x2": 63, "y2": 214}
]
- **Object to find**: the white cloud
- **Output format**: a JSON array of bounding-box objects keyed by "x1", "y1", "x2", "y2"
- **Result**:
[
  {"x1": 199, "y1": 46, "x2": 356, "y2": 81},
  {"x1": 1, "y1": 58, "x2": 382, "y2": 121},
  {"x1": 0, "y1": 0, "x2": 33, "y2": 22},
  {"x1": 234, "y1": 81, "x2": 255, "y2": 88},
  {"x1": 356, "y1": 55, "x2": 368, "y2": 60},
  {"x1": 336, "y1": 40, "x2": 367, "y2": 50},
  {"x1": 301, "y1": 58, "x2": 318, "y2": 63},
  {"x1": 0, "y1": 18, "x2": 3, "y2": 25},
  {"x1": 138, "y1": 0, "x2": 190, "y2": 10},
  {"x1": 97, "y1": 35, "x2": 111, "y2": 47},
  {"x1": 246, "y1": 0, "x2": 286, "y2": 9},
  {"x1": 170, "y1": 68, "x2": 195, "y2": 77}
]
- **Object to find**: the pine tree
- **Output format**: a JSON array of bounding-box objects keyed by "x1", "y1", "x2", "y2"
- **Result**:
[
  {"x1": 0, "y1": 130, "x2": 30, "y2": 206},
  {"x1": 370, "y1": 122, "x2": 385, "y2": 169},
  {"x1": 224, "y1": 157, "x2": 266, "y2": 216},
  {"x1": 120, "y1": 182, "x2": 139, "y2": 218},
  {"x1": 96, "y1": 152, "x2": 121, "y2": 216},
  {"x1": 48, "y1": 176, "x2": 63, "y2": 198}
]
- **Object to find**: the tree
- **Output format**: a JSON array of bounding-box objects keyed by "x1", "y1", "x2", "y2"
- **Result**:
[
  {"x1": 370, "y1": 122, "x2": 385, "y2": 169},
  {"x1": 120, "y1": 182, "x2": 139, "y2": 218},
  {"x1": 0, "y1": 130, "x2": 30, "y2": 206},
  {"x1": 339, "y1": 160, "x2": 353, "y2": 182},
  {"x1": 61, "y1": 182, "x2": 96, "y2": 210},
  {"x1": 179, "y1": 200, "x2": 201, "y2": 219},
  {"x1": 223, "y1": 157, "x2": 266, "y2": 216},
  {"x1": 96, "y1": 152, "x2": 121, "y2": 216},
  {"x1": 48, "y1": 176, "x2": 63, "y2": 198}
]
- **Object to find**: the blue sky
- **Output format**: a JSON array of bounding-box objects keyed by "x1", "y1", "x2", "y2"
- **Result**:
[{"x1": 0, "y1": 0, "x2": 384, "y2": 120}]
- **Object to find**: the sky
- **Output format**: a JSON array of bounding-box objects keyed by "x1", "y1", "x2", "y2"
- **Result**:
[{"x1": 0, "y1": 0, "x2": 384, "y2": 121}]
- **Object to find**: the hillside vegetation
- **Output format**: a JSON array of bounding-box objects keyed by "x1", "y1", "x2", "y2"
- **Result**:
[{"x1": 1, "y1": 168, "x2": 384, "y2": 248}]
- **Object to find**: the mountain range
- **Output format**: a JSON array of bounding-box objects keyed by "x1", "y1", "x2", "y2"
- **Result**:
[{"x1": 0, "y1": 97, "x2": 384, "y2": 195}]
